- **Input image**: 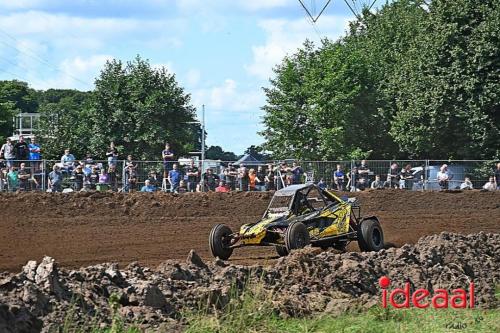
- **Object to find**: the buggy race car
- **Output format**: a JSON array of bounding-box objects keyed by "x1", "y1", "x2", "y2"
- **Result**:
[{"x1": 209, "y1": 183, "x2": 384, "y2": 260}]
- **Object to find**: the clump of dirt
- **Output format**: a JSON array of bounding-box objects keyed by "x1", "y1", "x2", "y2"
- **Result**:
[{"x1": 1, "y1": 232, "x2": 498, "y2": 332}]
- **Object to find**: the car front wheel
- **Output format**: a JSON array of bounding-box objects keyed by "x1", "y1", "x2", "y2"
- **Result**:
[
  {"x1": 357, "y1": 218, "x2": 384, "y2": 252},
  {"x1": 285, "y1": 221, "x2": 310, "y2": 252},
  {"x1": 209, "y1": 224, "x2": 234, "y2": 260}
]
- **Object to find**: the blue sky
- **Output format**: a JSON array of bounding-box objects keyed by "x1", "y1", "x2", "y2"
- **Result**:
[{"x1": 0, "y1": 0, "x2": 384, "y2": 154}]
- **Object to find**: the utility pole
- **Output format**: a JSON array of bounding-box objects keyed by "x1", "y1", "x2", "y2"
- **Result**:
[{"x1": 201, "y1": 104, "x2": 206, "y2": 176}]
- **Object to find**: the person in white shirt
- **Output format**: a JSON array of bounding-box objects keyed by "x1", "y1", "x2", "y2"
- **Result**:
[
  {"x1": 482, "y1": 177, "x2": 497, "y2": 191},
  {"x1": 437, "y1": 164, "x2": 453, "y2": 190},
  {"x1": 459, "y1": 177, "x2": 473, "y2": 190}
]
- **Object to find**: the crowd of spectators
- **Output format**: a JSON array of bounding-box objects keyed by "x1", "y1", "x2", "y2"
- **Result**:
[{"x1": 1, "y1": 137, "x2": 499, "y2": 193}]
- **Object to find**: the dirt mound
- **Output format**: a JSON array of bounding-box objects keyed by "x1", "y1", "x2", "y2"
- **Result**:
[
  {"x1": 0, "y1": 190, "x2": 499, "y2": 271},
  {"x1": 0, "y1": 232, "x2": 498, "y2": 332}
]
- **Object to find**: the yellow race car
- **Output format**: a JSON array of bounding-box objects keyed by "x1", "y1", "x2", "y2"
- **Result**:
[{"x1": 209, "y1": 183, "x2": 384, "y2": 260}]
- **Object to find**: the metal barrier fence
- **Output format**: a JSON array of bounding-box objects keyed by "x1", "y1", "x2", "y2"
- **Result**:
[{"x1": 0, "y1": 159, "x2": 498, "y2": 192}]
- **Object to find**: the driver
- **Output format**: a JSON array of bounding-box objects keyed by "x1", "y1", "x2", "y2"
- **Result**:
[{"x1": 295, "y1": 192, "x2": 315, "y2": 215}]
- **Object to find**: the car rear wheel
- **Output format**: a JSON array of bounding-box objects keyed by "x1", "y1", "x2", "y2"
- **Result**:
[
  {"x1": 357, "y1": 218, "x2": 384, "y2": 252},
  {"x1": 209, "y1": 224, "x2": 234, "y2": 260},
  {"x1": 285, "y1": 221, "x2": 310, "y2": 252},
  {"x1": 275, "y1": 245, "x2": 289, "y2": 257}
]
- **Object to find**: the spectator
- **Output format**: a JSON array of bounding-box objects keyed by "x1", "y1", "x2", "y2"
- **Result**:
[
  {"x1": 178, "y1": 180, "x2": 188, "y2": 193},
  {"x1": 168, "y1": 163, "x2": 182, "y2": 193},
  {"x1": 215, "y1": 180, "x2": 230, "y2": 193},
  {"x1": 14, "y1": 136, "x2": 29, "y2": 162},
  {"x1": 203, "y1": 168, "x2": 219, "y2": 191},
  {"x1": 237, "y1": 163, "x2": 249, "y2": 191},
  {"x1": 17, "y1": 162, "x2": 31, "y2": 191},
  {"x1": 276, "y1": 162, "x2": 289, "y2": 189},
  {"x1": 358, "y1": 160, "x2": 371, "y2": 185},
  {"x1": 333, "y1": 164, "x2": 345, "y2": 191},
  {"x1": 28, "y1": 137, "x2": 41, "y2": 171},
  {"x1": 347, "y1": 167, "x2": 358, "y2": 192},
  {"x1": 0, "y1": 158, "x2": 7, "y2": 191},
  {"x1": 60, "y1": 149, "x2": 76, "y2": 173},
  {"x1": 48, "y1": 165, "x2": 62, "y2": 192},
  {"x1": 494, "y1": 162, "x2": 500, "y2": 190},
  {"x1": 7, "y1": 166, "x2": 19, "y2": 191},
  {"x1": 88, "y1": 166, "x2": 100, "y2": 190},
  {"x1": 162, "y1": 143, "x2": 174, "y2": 178},
  {"x1": 482, "y1": 177, "x2": 496, "y2": 191},
  {"x1": 371, "y1": 175, "x2": 385, "y2": 189},
  {"x1": 106, "y1": 142, "x2": 119, "y2": 167},
  {"x1": 108, "y1": 164, "x2": 118, "y2": 191},
  {"x1": 140, "y1": 179, "x2": 156, "y2": 192},
  {"x1": 291, "y1": 161, "x2": 303, "y2": 184},
  {"x1": 317, "y1": 178, "x2": 327, "y2": 190},
  {"x1": 125, "y1": 155, "x2": 136, "y2": 168},
  {"x1": 218, "y1": 166, "x2": 226, "y2": 183},
  {"x1": 124, "y1": 163, "x2": 137, "y2": 192},
  {"x1": 460, "y1": 177, "x2": 474, "y2": 190},
  {"x1": 185, "y1": 160, "x2": 200, "y2": 192},
  {"x1": 147, "y1": 170, "x2": 160, "y2": 188},
  {"x1": 226, "y1": 163, "x2": 238, "y2": 191},
  {"x1": 399, "y1": 164, "x2": 414, "y2": 190},
  {"x1": 387, "y1": 163, "x2": 400, "y2": 189},
  {"x1": 84, "y1": 153, "x2": 94, "y2": 166},
  {"x1": 98, "y1": 168, "x2": 109, "y2": 184},
  {"x1": 71, "y1": 165, "x2": 85, "y2": 191},
  {"x1": 255, "y1": 166, "x2": 266, "y2": 191},
  {"x1": 248, "y1": 168, "x2": 257, "y2": 191},
  {"x1": 437, "y1": 164, "x2": 453, "y2": 190},
  {"x1": 265, "y1": 163, "x2": 275, "y2": 191},
  {"x1": 0, "y1": 138, "x2": 15, "y2": 168}
]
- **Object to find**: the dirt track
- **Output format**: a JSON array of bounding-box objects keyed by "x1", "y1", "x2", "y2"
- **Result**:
[{"x1": 1, "y1": 190, "x2": 499, "y2": 272}]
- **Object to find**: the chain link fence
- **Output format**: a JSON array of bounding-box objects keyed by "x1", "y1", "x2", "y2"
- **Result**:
[{"x1": 0, "y1": 158, "x2": 498, "y2": 192}]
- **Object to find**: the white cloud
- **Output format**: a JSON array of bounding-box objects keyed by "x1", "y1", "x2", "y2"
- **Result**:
[
  {"x1": 26, "y1": 54, "x2": 112, "y2": 90},
  {"x1": 191, "y1": 79, "x2": 264, "y2": 113},
  {"x1": 245, "y1": 15, "x2": 351, "y2": 80}
]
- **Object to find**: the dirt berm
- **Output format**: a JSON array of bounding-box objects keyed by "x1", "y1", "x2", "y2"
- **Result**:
[
  {"x1": 0, "y1": 232, "x2": 499, "y2": 332},
  {"x1": 0, "y1": 190, "x2": 499, "y2": 271}
]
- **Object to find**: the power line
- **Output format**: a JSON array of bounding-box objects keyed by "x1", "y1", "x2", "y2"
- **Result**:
[{"x1": 0, "y1": 28, "x2": 90, "y2": 87}]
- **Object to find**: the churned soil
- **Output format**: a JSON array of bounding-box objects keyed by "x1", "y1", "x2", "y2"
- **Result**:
[{"x1": 0, "y1": 190, "x2": 499, "y2": 272}]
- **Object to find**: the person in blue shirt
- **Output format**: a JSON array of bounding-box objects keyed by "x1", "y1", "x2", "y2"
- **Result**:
[
  {"x1": 140, "y1": 179, "x2": 156, "y2": 192},
  {"x1": 168, "y1": 163, "x2": 182, "y2": 192},
  {"x1": 28, "y1": 137, "x2": 41, "y2": 160},
  {"x1": 333, "y1": 164, "x2": 345, "y2": 191},
  {"x1": 291, "y1": 161, "x2": 303, "y2": 184},
  {"x1": 28, "y1": 137, "x2": 42, "y2": 173}
]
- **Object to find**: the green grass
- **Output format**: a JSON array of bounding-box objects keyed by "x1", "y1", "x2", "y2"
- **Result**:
[
  {"x1": 186, "y1": 306, "x2": 499, "y2": 333},
  {"x1": 185, "y1": 283, "x2": 500, "y2": 333}
]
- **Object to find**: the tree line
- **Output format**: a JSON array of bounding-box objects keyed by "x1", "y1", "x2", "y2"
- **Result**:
[{"x1": 261, "y1": 0, "x2": 500, "y2": 160}]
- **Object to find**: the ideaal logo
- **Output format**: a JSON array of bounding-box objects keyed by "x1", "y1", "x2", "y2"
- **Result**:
[{"x1": 379, "y1": 276, "x2": 475, "y2": 309}]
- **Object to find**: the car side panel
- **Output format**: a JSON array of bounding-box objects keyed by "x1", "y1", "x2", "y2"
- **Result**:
[{"x1": 317, "y1": 203, "x2": 351, "y2": 237}]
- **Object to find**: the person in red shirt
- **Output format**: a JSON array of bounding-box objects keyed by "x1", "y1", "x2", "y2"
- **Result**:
[{"x1": 215, "y1": 180, "x2": 230, "y2": 193}]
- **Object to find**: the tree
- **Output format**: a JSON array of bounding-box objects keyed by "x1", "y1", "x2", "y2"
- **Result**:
[
  {"x1": 0, "y1": 80, "x2": 38, "y2": 142},
  {"x1": 88, "y1": 56, "x2": 197, "y2": 160},
  {"x1": 389, "y1": 0, "x2": 500, "y2": 158},
  {"x1": 205, "y1": 145, "x2": 238, "y2": 161},
  {"x1": 36, "y1": 92, "x2": 92, "y2": 159},
  {"x1": 0, "y1": 101, "x2": 16, "y2": 143},
  {"x1": 244, "y1": 145, "x2": 271, "y2": 161},
  {"x1": 261, "y1": 0, "x2": 500, "y2": 160}
]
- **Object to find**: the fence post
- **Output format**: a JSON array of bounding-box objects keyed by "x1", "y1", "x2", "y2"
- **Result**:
[
  {"x1": 41, "y1": 159, "x2": 45, "y2": 192},
  {"x1": 424, "y1": 160, "x2": 429, "y2": 191}
]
